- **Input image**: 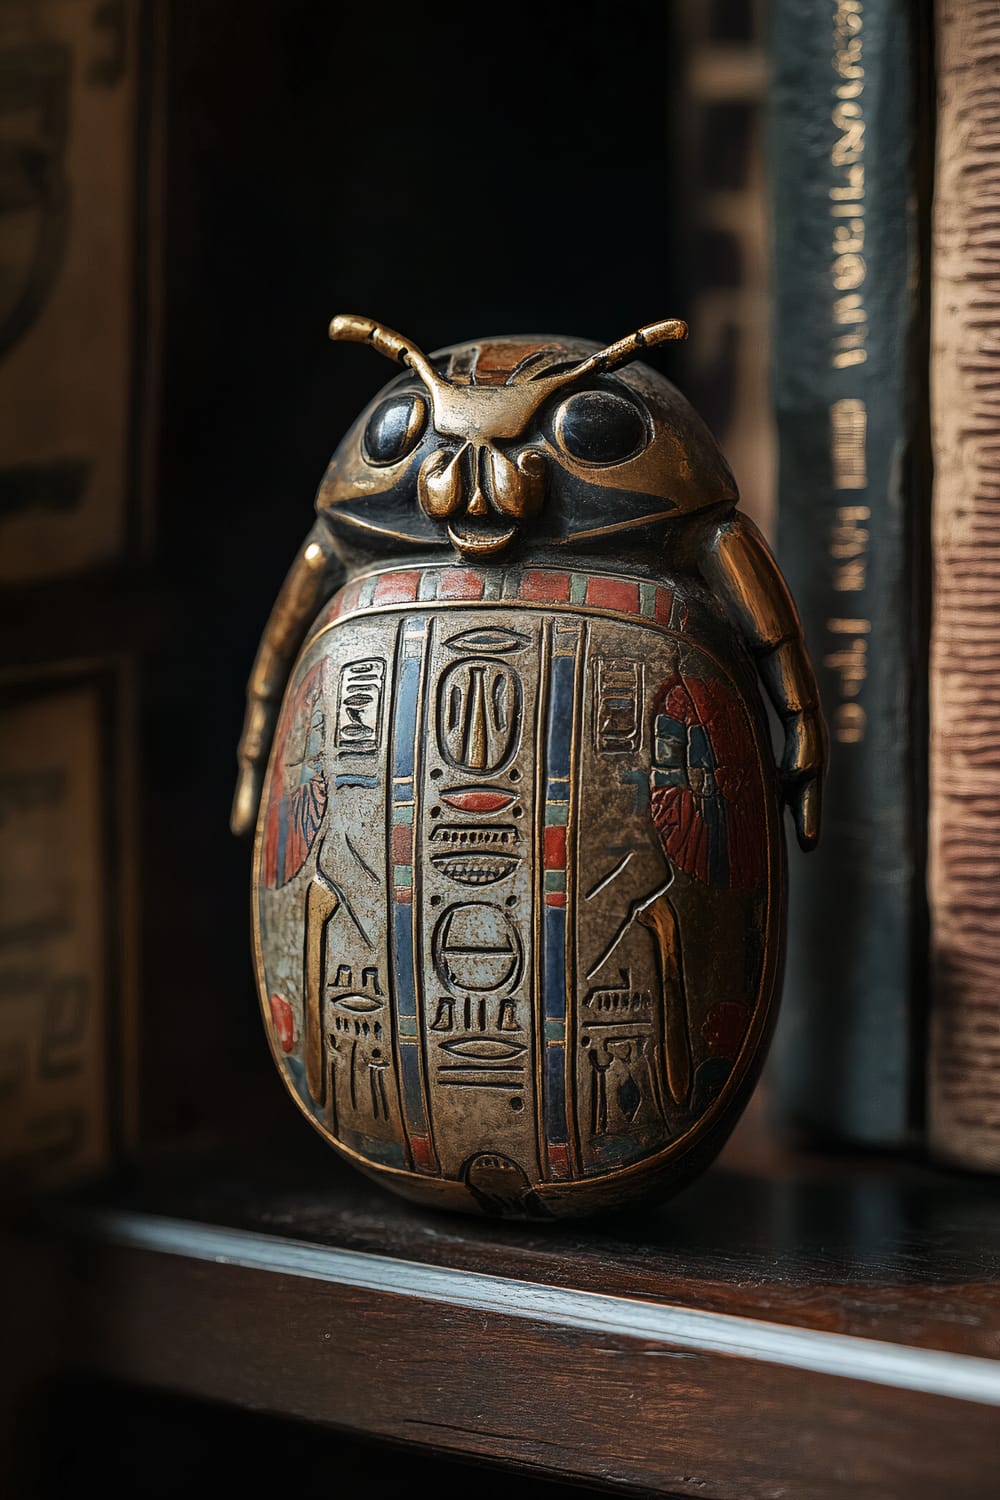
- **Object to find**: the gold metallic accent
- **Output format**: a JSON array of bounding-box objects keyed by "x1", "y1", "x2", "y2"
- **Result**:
[
  {"x1": 554, "y1": 510, "x2": 682, "y2": 543},
  {"x1": 317, "y1": 327, "x2": 738, "y2": 530},
  {"x1": 417, "y1": 449, "x2": 462, "y2": 519},
  {"x1": 328, "y1": 316, "x2": 685, "y2": 557},
  {"x1": 636, "y1": 895, "x2": 691, "y2": 1107},
  {"x1": 494, "y1": 448, "x2": 546, "y2": 519},
  {"x1": 568, "y1": 318, "x2": 689, "y2": 377},
  {"x1": 705, "y1": 513, "x2": 806, "y2": 648},
  {"x1": 328, "y1": 313, "x2": 441, "y2": 388},
  {"x1": 304, "y1": 872, "x2": 339, "y2": 1106},
  {"x1": 232, "y1": 521, "x2": 343, "y2": 838},
  {"x1": 445, "y1": 522, "x2": 519, "y2": 557},
  {"x1": 330, "y1": 314, "x2": 687, "y2": 442},
  {"x1": 465, "y1": 664, "x2": 488, "y2": 770},
  {"x1": 417, "y1": 441, "x2": 547, "y2": 544},
  {"x1": 704, "y1": 513, "x2": 828, "y2": 851},
  {"x1": 760, "y1": 639, "x2": 822, "y2": 717}
]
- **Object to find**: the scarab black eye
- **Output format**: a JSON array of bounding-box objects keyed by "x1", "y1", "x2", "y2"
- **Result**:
[
  {"x1": 553, "y1": 389, "x2": 648, "y2": 466},
  {"x1": 363, "y1": 393, "x2": 428, "y2": 465}
]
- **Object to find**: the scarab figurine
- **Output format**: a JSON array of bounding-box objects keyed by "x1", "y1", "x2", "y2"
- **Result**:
[{"x1": 234, "y1": 314, "x2": 826, "y2": 1219}]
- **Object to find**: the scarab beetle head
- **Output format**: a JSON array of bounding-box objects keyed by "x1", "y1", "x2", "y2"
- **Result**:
[{"x1": 317, "y1": 315, "x2": 737, "y2": 559}]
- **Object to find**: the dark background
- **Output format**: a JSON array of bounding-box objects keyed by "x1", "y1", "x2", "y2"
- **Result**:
[
  {"x1": 0, "y1": 0, "x2": 764, "y2": 1159},
  {"x1": 144, "y1": 0, "x2": 691, "y2": 1141}
]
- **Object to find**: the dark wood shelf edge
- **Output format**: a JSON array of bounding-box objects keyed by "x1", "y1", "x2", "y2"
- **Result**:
[
  {"x1": 13, "y1": 1192, "x2": 1000, "y2": 1500},
  {"x1": 65, "y1": 1203, "x2": 1000, "y2": 1406}
]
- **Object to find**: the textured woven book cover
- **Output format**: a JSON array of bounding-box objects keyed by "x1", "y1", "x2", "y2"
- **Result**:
[
  {"x1": 767, "y1": 0, "x2": 926, "y2": 1144},
  {"x1": 928, "y1": 1, "x2": 1000, "y2": 1172}
]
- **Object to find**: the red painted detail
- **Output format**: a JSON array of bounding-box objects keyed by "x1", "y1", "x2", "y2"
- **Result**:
[
  {"x1": 395, "y1": 887, "x2": 413, "y2": 904},
  {"x1": 650, "y1": 673, "x2": 766, "y2": 893},
  {"x1": 519, "y1": 570, "x2": 571, "y2": 603},
  {"x1": 469, "y1": 341, "x2": 547, "y2": 386},
  {"x1": 701, "y1": 1001, "x2": 750, "y2": 1058},
  {"x1": 586, "y1": 576, "x2": 640, "y2": 613},
  {"x1": 544, "y1": 824, "x2": 567, "y2": 869},
  {"x1": 654, "y1": 587, "x2": 675, "y2": 625},
  {"x1": 336, "y1": 580, "x2": 362, "y2": 617},
  {"x1": 315, "y1": 593, "x2": 340, "y2": 627},
  {"x1": 544, "y1": 891, "x2": 567, "y2": 908},
  {"x1": 441, "y1": 789, "x2": 515, "y2": 813},
  {"x1": 373, "y1": 570, "x2": 420, "y2": 605},
  {"x1": 391, "y1": 823, "x2": 413, "y2": 863},
  {"x1": 438, "y1": 568, "x2": 485, "y2": 600},
  {"x1": 269, "y1": 993, "x2": 295, "y2": 1053},
  {"x1": 409, "y1": 1134, "x2": 436, "y2": 1171},
  {"x1": 262, "y1": 659, "x2": 328, "y2": 889},
  {"x1": 547, "y1": 1142, "x2": 571, "y2": 1177}
]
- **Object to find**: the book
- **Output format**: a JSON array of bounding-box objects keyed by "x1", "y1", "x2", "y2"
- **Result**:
[
  {"x1": 766, "y1": 0, "x2": 928, "y2": 1145},
  {"x1": 927, "y1": 0, "x2": 1000, "y2": 1172}
]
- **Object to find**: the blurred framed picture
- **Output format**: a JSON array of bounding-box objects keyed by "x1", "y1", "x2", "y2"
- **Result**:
[
  {"x1": 0, "y1": 0, "x2": 161, "y2": 583},
  {"x1": 0, "y1": 659, "x2": 138, "y2": 1187}
]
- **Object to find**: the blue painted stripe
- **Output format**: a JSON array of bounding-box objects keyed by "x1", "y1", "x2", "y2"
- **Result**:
[
  {"x1": 335, "y1": 773, "x2": 379, "y2": 789},
  {"x1": 545, "y1": 655, "x2": 575, "y2": 792},
  {"x1": 356, "y1": 1135, "x2": 408, "y2": 1169},
  {"x1": 389, "y1": 615, "x2": 434, "y2": 1166},
  {"x1": 394, "y1": 905, "x2": 416, "y2": 1016},
  {"x1": 542, "y1": 643, "x2": 575, "y2": 1159},
  {"x1": 544, "y1": 905, "x2": 566, "y2": 1020},
  {"x1": 399, "y1": 1043, "x2": 426, "y2": 1124},
  {"x1": 394, "y1": 653, "x2": 421, "y2": 783},
  {"x1": 546, "y1": 1044, "x2": 568, "y2": 1145}
]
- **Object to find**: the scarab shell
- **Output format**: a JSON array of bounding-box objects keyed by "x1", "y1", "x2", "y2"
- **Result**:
[{"x1": 253, "y1": 559, "x2": 784, "y2": 1219}]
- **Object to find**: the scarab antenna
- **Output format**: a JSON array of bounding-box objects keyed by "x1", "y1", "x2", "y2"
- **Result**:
[
  {"x1": 328, "y1": 314, "x2": 688, "y2": 452},
  {"x1": 328, "y1": 313, "x2": 688, "y2": 395}
]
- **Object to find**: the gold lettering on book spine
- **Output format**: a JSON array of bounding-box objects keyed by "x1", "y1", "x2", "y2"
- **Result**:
[
  {"x1": 825, "y1": 3, "x2": 871, "y2": 746},
  {"x1": 830, "y1": 0, "x2": 868, "y2": 370}
]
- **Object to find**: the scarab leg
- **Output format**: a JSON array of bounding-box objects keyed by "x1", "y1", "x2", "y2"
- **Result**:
[
  {"x1": 703, "y1": 513, "x2": 828, "y2": 850},
  {"x1": 232, "y1": 521, "x2": 343, "y2": 837}
]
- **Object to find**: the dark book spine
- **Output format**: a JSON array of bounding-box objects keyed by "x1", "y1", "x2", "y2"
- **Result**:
[{"x1": 767, "y1": 0, "x2": 926, "y2": 1144}]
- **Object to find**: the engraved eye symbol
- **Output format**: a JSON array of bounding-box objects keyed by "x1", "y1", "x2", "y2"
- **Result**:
[
  {"x1": 363, "y1": 393, "x2": 428, "y2": 466},
  {"x1": 552, "y1": 389, "x2": 649, "y2": 467}
]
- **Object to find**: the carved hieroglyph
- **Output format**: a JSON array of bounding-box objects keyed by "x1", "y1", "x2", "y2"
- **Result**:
[
  {"x1": 238, "y1": 318, "x2": 826, "y2": 1217},
  {"x1": 254, "y1": 565, "x2": 781, "y2": 1216}
]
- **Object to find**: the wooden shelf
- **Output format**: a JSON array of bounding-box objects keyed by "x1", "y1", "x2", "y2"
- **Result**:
[{"x1": 10, "y1": 1124, "x2": 1000, "y2": 1500}]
